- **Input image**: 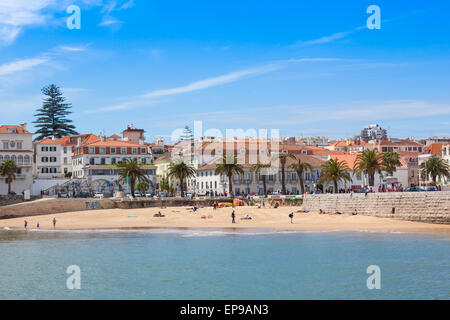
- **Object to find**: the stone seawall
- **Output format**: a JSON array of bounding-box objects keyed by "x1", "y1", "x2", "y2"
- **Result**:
[
  {"x1": 0, "y1": 195, "x2": 42, "y2": 207},
  {"x1": 301, "y1": 191, "x2": 450, "y2": 224},
  {"x1": 0, "y1": 197, "x2": 234, "y2": 219},
  {"x1": 0, "y1": 198, "x2": 116, "y2": 219}
]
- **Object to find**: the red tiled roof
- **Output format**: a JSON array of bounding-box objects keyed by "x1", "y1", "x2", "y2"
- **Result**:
[
  {"x1": 86, "y1": 140, "x2": 144, "y2": 147},
  {"x1": 426, "y1": 143, "x2": 443, "y2": 155},
  {"x1": 36, "y1": 138, "x2": 60, "y2": 145},
  {"x1": 0, "y1": 125, "x2": 31, "y2": 134}
]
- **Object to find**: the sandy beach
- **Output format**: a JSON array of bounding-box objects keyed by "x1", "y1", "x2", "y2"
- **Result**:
[{"x1": 1, "y1": 206, "x2": 449, "y2": 234}]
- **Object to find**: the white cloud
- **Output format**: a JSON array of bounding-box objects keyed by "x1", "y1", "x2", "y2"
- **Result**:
[
  {"x1": 139, "y1": 64, "x2": 279, "y2": 100},
  {"x1": 0, "y1": 57, "x2": 48, "y2": 76},
  {"x1": 0, "y1": 0, "x2": 56, "y2": 44},
  {"x1": 89, "y1": 57, "x2": 344, "y2": 113}
]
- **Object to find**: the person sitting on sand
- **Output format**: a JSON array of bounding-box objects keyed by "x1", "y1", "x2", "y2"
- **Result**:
[
  {"x1": 154, "y1": 211, "x2": 165, "y2": 217},
  {"x1": 241, "y1": 215, "x2": 252, "y2": 220},
  {"x1": 319, "y1": 209, "x2": 324, "y2": 214},
  {"x1": 274, "y1": 202, "x2": 279, "y2": 209},
  {"x1": 352, "y1": 209, "x2": 358, "y2": 215}
]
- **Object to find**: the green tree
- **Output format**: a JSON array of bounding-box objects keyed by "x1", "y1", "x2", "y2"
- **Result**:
[
  {"x1": 288, "y1": 155, "x2": 312, "y2": 195},
  {"x1": 381, "y1": 152, "x2": 402, "y2": 176},
  {"x1": 117, "y1": 158, "x2": 149, "y2": 198},
  {"x1": 276, "y1": 153, "x2": 295, "y2": 194},
  {"x1": 250, "y1": 163, "x2": 271, "y2": 196},
  {"x1": 215, "y1": 155, "x2": 244, "y2": 197},
  {"x1": 136, "y1": 181, "x2": 149, "y2": 195},
  {"x1": 353, "y1": 149, "x2": 383, "y2": 187},
  {"x1": 419, "y1": 156, "x2": 450, "y2": 184},
  {"x1": 319, "y1": 158, "x2": 352, "y2": 193},
  {"x1": 33, "y1": 84, "x2": 78, "y2": 141},
  {"x1": 167, "y1": 160, "x2": 196, "y2": 197},
  {"x1": 0, "y1": 160, "x2": 19, "y2": 195}
]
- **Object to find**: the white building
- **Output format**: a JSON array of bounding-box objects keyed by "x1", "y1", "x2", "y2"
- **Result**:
[
  {"x1": 442, "y1": 144, "x2": 450, "y2": 186},
  {"x1": 0, "y1": 124, "x2": 33, "y2": 195},
  {"x1": 35, "y1": 138, "x2": 62, "y2": 178},
  {"x1": 71, "y1": 138, "x2": 156, "y2": 194},
  {"x1": 361, "y1": 124, "x2": 387, "y2": 141}
]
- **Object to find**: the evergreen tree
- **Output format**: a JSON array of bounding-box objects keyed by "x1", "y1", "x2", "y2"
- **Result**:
[{"x1": 33, "y1": 84, "x2": 78, "y2": 141}]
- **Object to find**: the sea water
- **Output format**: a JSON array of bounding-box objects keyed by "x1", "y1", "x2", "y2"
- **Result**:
[{"x1": 0, "y1": 229, "x2": 448, "y2": 299}]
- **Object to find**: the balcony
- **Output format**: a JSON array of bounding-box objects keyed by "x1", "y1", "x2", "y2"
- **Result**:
[{"x1": 0, "y1": 173, "x2": 26, "y2": 179}]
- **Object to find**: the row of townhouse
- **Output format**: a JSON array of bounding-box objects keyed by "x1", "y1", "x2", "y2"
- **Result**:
[
  {"x1": 156, "y1": 137, "x2": 425, "y2": 195},
  {"x1": 32, "y1": 126, "x2": 159, "y2": 195},
  {"x1": 188, "y1": 154, "x2": 326, "y2": 196},
  {"x1": 0, "y1": 124, "x2": 34, "y2": 195}
]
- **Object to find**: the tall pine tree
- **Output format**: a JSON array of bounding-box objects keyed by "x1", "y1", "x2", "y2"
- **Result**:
[{"x1": 33, "y1": 84, "x2": 78, "y2": 141}]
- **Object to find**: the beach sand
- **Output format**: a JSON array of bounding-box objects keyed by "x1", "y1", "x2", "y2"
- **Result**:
[{"x1": 1, "y1": 205, "x2": 449, "y2": 234}]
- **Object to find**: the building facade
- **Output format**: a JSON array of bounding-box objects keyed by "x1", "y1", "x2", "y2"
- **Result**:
[{"x1": 0, "y1": 124, "x2": 33, "y2": 195}]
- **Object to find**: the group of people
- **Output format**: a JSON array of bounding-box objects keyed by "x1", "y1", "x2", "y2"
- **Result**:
[
  {"x1": 319, "y1": 209, "x2": 358, "y2": 215},
  {"x1": 24, "y1": 218, "x2": 57, "y2": 230}
]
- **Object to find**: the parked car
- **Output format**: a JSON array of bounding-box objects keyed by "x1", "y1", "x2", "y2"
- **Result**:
[
  {"x1": 425, "y1": 186, "x2": 438, "y2": 191},
  {"x1": 406, "y1": 186, "x2": 426, "y2": 192},
  {"x1": 59, "y1": 192, "x2": 69, "y2": 198},
  {"x1": 94, "y1": 192, "x2": 104, "y2": 198},
  {"x1": 145, "y1": 193, "x2": 153, "y2": 197},
  {"x1": 353, "y1": 188, "x2": 367, "y2": 193}
]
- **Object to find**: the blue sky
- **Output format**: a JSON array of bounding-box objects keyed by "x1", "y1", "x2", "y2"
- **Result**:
[{"x1": 1, "y1": 0, "x2": 449, "y2": 142}]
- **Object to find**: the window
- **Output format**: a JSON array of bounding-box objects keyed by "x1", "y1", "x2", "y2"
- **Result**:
[
  {"x1": 50, "y1": 146, "x2": 57, "y2": 152},
  {"x1": 121, "y1": 147, "x2": 127, "y2": 154},
  {"x1": 100, "y1": 147, "x2": 106, "y2": 154},
  {"x1": 3, "y1": 142, "x2": 8, "y2": 149},
  {"x1": 63, "y1": 157, "x2": 67, "y2": 164},
  {"x1": 111, "y1": 147, "x2": 116, "y2": 154},
  {"x1": 89, "y1": 147, "x2": 95, "y2": 154},
  {"x1": 16, "y1": 142, "x2": 22, "y2": 149},
  {"x1": 132, "y1": 148, "x2": 138, "y2": 154},
  {"x1": 64, "y1": 147, "x2": 67, "y2": 153},
  {"x1": 41, "y1": 157, "x2": 48, "y2": 162},
  {"x1": 141, "y1": 148, "x2": 146, "y2": 154},
  {"x1": 90, "y1": 158, "x2": 95, "y2": 165},
  {"x1": 50, "y1": 157, "x2": 57, "y2": 162},
  {"x1": 112, "y1": 158, "x2": 117, "y2": 164},
  {"x1": 101, "y1": 158, "x2": 106, "y2": 165}
]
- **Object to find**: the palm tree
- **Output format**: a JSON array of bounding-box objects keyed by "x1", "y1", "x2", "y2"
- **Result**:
[
  {"x1": 117, "y1": 158, "x2": 149, "y2": 198},
  {"x1": 353, "y1": 149, "x2": 383, "y2": 187},
  {"x1": 0, "y1": 160, "x2": 18, "y2": 195},
  {"x1": 419, "y1": 157, "x2": 450, "y2": 184},
  {"x1": 215, "y1": 155, "x2": 244, "y2": 197},
  {"x1": 381, "y1": 152, "x2": 402, "y2": 176},
  {"x1": 136, "y1": 181, "x2": 149, "y2": 195},
  {"x1": 319, "y1": 158, "x2": 352, "y2": 193},
  {"x1": 276, "y1": 153, "x2": 295, "y2": 195},
  {"x1": 167, "y1": 160, "x2": 196, "y2": 197},
  {"x1": 288, "y1": 155, "x2": 312, "y2": 195},
  {"x1": 251, "y1": 163, "x2": 271, "y2": 196}
]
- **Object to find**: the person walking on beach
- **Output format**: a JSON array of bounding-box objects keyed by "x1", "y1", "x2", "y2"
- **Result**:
[
  {"x1": 37, "y1": 222, "x2": 40, "y2": 229},
  {"x1": 24, "y1": 220, "x2": 27, "y2": 230},
  {"x1": 289, "y1": 212, "x2": 294, "y2": 224},
  {"x1": 53, "y1": 218, "x2": 56, "y2": 229},
  {"x1": 231, "y1": 210, "x2": 236, "y2": 224}
]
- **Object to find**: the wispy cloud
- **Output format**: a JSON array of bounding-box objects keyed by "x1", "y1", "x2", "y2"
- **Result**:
[
  {"x1": 0, "y1": 0, "x2": 55, "y2": 44},
  {"x1": 0, "y1": 57, "x2": 48, "y2": 76},
  {"x1": 294, "y1": 26, "x2": 365, "y2": 47},
  {"x1": 89, "y1": 57, "x2": 344, "y2": 113}
]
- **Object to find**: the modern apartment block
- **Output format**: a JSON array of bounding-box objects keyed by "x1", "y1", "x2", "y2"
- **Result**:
[
  {"x1": 360, "y1": 124, "x2": 387, "y2": 141},
  {"x1": 0, "y1": 124, "x2": 33, "y2": 195}
]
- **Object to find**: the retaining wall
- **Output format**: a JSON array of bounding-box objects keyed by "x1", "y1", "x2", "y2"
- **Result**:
[{"x1": 301, "y1": 191, "x2": 450, "y2": 224}]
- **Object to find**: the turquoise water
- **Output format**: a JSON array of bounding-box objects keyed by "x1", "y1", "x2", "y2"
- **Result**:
[{"x1": 0, "y1": 229, "x2": 448, "y2": 299}]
